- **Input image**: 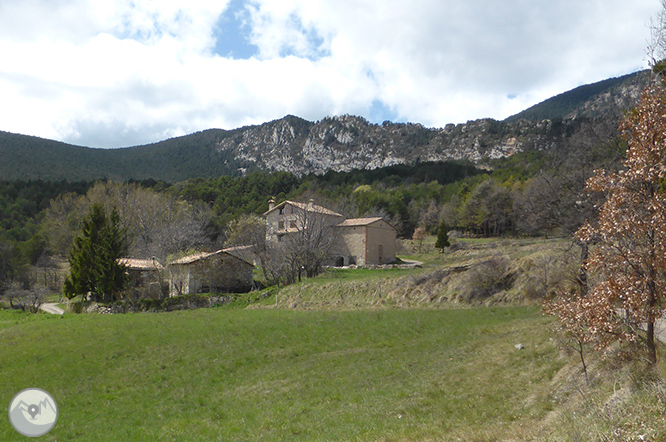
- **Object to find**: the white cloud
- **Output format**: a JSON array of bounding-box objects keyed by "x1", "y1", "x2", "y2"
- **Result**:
[{"x1": 0, "y1": 0, "x2": 660, "y2": 147}]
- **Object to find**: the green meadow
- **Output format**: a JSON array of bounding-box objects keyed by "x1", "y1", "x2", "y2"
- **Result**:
[{"x1": 0, "y1": 306, "x2": 560, "y2": 441}]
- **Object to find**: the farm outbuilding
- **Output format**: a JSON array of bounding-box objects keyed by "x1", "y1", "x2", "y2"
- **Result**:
[
  {"x1": 333, "y1": 217, "x2": 397, "y2": 266},
  {"x1": 118, "y1": 257, "x2": 166, "y2": 299},
  {"x1": 167, "y1": 250, "x2": 254, "y2": 296}
]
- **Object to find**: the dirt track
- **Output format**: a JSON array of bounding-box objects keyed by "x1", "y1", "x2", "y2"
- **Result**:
[{"x1": 39, "y1": 303, "x2": 65, "y2": 315}]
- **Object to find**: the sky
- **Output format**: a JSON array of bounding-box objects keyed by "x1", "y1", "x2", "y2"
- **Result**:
[{"x1": 0, "y1": 0, "x2": 660, "y2": 148}]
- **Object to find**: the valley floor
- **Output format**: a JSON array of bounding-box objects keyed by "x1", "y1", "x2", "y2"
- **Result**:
[{"x1": 1, "y1": 237, "x2": 665, "y2": 441}]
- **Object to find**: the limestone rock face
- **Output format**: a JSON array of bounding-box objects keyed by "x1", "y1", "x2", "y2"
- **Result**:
[
  {"x1": 212, "y1": 113, "x2": 611, "y2": 176},
  {"x1": 207, "y1": 71, "x2": 650, "y2": 177}
]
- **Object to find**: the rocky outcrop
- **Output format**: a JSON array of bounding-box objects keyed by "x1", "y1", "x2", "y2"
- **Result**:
[{"x1": 212, "y1": 114, "x2": 605, "y2": 176}]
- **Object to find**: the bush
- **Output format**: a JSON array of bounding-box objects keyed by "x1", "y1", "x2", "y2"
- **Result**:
[
  {"x1": 1, "y1": 283, "x2": 46, "y2": 313},
  {"x1": 457, "y1": 256, "x2": 514, "y2": 302}
]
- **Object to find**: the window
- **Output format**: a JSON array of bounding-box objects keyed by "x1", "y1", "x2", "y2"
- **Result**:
[
  {"x1": 289, "y1": 220, "x2": 297, "y2": 229},
  {"x1": 278, "y1": 221, "x2": 285, "y2": 230},
  {"x1": 277, "y1": 234, "x2": 284, "y2": 242},
  {"x1": 279, "y1": 207, "x2": 284, "y2": 215}
]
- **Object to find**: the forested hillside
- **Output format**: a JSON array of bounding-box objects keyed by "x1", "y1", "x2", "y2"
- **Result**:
[
  {"x1": 0, "y1": 129, "x2": 251, "y2": 182},
  {"x1": 506, "y1": 70, "x2": 649, "y2": 122}
]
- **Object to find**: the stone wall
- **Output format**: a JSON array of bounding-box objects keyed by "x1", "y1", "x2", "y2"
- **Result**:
[
  {"x1": 365, "y1": 221, "x2": 397, "y2": 265},
  {"x1": 331, "y1": 220, "x2": 397, "y2": 266},
  {"x1": 333, "y1": 227, "x2": 366, "y2": 266},
  {"x1": 169, "y1": 253, "x2": 253, "y2": 296}
]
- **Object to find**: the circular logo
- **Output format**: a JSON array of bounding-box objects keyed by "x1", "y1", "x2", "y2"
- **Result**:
[{"x1": 8, "y1": 388, "x2": 58, "y2": 437}]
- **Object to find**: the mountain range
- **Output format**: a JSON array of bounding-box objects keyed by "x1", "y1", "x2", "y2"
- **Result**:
[{"x1": 0, "y1": 70, "x2": 651, "y2": 183}]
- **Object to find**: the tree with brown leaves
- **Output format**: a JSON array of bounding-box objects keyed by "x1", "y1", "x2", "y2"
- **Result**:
[{"x1": 546, "y1": 83, "x2": 666, "y2": 365}]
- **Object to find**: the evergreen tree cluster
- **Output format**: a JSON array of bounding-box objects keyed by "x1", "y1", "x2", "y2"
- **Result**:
[{"x1": 63, "y1": 204, "x2": 128, "y2": 302}]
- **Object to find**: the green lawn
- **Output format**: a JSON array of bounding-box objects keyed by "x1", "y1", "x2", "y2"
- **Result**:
[{"x1": 0, "y1": 307, "x2": 560, "y2": 441}]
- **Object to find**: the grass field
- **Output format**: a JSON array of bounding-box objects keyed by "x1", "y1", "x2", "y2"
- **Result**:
[
  {"x1": 273, "y1": 236, "x2": 577, "y2": 310},
  {"x1": 0, "y1": 306, "x2": 562, "y2": 441},
  {"x1": 3, "y1": 237, "x2": 665, "y2": 441}
]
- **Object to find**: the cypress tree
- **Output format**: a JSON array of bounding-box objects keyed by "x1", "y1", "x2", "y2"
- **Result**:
[
  {"x1": 64, "y1": 204, "x2": 128, "y2": 302},
  {"x1": 434, "y1": 221, "x2": 450, "y2": 251}
]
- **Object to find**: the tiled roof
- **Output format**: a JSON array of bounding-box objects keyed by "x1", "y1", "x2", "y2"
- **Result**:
[
  {"x1": 264, "y1": 200, "x2": 343, "y2": 217},
  {"x1": 168, "y1": 250, "x2": 254, "y2": 267},
  {"x1": 222, "y1": 245, "x2": 253, "y2": 253},
  {"x1": 118, "y1": 258, "x2": 164, "y2": 270},
  {"x1": 337, "y1": 217, "x2": 386, "y2": 227},
  {"x1": 169, "y1": 251, "x2": 216, "y2": 265}
]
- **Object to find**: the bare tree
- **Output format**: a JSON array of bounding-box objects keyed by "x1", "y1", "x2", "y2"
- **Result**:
[
  {"x1": 224, "y1": 214, "x2": 266, "y2": 250},
  {"x1": 412, "y1": 227, "x2": 427, "y2": 252},
  {"x1": 419, "y1": 200, "x2": 441, "y2": 234},
  {"x1": 2, "y1": 282, "x2": 46, "y2": 313},
  {"x1": 264, "y1": 200, "x2": 342, "y2": 283},
  {"x1": 42, "y1": 182, "x2": 217, "y2": 263},
  {"x1": 285, "y1": 204, "x2": 341, "y2": 279},
  {"x1": 649, "y1": 0, "x2": 666, "y2": 71}
]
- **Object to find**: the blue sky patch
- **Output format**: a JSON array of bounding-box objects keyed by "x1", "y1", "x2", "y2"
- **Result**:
[
  {"x1": 368, "y1": 100, "x2": 401, "y2": 125},
  {"x1": 213, "y1": 0, "x2": 258, "y2": 59}
]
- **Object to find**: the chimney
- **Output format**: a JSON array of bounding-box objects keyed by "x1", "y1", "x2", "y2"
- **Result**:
[
  {"x1": 268, "y1": 198, "x2": 275, "y2": 211},
  {"x1": 308, "y1": 199, "x2": 314, "y2": 210}
]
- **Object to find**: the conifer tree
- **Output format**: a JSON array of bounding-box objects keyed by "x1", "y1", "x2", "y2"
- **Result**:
[
  {"x1": 434, "y1": 221, "x2": 450, "y2": 251},
  {"x1": 64, "y1": 204, "x2": 128, "y2": 302}
]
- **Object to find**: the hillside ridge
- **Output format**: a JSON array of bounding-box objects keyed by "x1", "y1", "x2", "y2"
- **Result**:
[{"x1": 0, "y1": 70, "x2": 650, "y2": 182}]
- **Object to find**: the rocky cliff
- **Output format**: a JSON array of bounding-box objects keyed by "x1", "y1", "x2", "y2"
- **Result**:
[{"x1": 212, "y1": 114, "x2": 605, "y2": 176}]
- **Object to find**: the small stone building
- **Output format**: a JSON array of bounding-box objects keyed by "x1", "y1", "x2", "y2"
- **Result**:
[
  {"x1": 118, "y1": 258, "x2": 166, "y2": 299},
  {"x1": 168, "y1": 250, "x2": 254, "y2": 296},
  {"x1": 333, "y1": 217, "x2": 397, "y2": 266}
]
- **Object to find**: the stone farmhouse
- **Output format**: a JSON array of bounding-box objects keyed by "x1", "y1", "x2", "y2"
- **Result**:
[
  {"x1": 264, "y1": 199, "x2": 397, "y2": 266},
  {"x1": 119, "y1": 257, "x2": 166, "y2": 299},
  {"x1": 167, "y1": 249, "x2": 254, "y2": 296}
]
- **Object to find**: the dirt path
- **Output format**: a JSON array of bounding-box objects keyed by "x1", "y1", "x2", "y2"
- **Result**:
[
  {"x1": 398, "y1": 258, "x2": 423, "y2": 267},
  {"x1": 40, "y1": 303, "x2": 65, "y2": 315}
]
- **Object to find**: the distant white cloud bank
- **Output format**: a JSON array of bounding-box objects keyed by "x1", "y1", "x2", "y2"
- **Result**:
[{"x1": 0, "y1": 0, "x2": 658, "y2": 147}]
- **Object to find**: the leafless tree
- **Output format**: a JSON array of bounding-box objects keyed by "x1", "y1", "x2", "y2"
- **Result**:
[
  {"x1": 412, "y1": 227, "x2": 427, "y2": 252},
  {"x1": 649, "y1": 1, "x2": 666, "y2": 70},
  {"x1": 284, "y1": 205, "x2": 341, "y2": 279},
  {"x1": 224, "y1": 214, "x2": 266, "y2": 250},
  {"x1": 419, "y1": 200, "x2": 441, "y2": 234},
  {"x1": 42, "y1": 182, "x2": 217, "y2": 263},
  {"x1": 2, "y1": 282, "x2": 46, "y2": 313}
]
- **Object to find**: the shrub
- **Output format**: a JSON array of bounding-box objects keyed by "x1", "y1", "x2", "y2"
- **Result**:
[{"x1": 458, "y1": 256, "x2": 514, "y2": 302}]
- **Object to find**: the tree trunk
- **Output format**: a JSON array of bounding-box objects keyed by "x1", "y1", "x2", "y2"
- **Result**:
[
  {"x1": 647, "y1": 320, "x2": 657, "y2": 365},
  {"x1": 578, "y1": 242, "x2": 588, "y2": 297}
]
